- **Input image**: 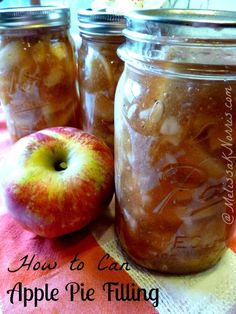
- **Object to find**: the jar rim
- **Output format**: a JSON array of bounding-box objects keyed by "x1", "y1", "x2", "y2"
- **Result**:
[{"x1": 0, "y1": 6, "x2": 70, "y2": 30}]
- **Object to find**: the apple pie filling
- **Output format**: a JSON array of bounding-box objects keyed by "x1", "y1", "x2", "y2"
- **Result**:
[
  {"x1": 78, "y1": 38, "x2": 124, "y2": 151},
  {"x1": 0, "y1": 28, "x2": 80, "y2": 141}
]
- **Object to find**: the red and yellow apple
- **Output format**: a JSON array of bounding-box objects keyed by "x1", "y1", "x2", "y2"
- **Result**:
[{"x1": 0, "y1": 127, "x2": 114, "y2": 238}]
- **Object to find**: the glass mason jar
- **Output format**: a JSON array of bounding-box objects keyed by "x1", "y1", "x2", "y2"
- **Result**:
[
  {"x1": 0, "y1": 6, "x2": 80, "y2": 142},
  {"x1": 77, "y1": 9, "x2": 125, "y2": 151},
  {"x1": 115, "y1": 9, "x2": 236, "y2": 274}
]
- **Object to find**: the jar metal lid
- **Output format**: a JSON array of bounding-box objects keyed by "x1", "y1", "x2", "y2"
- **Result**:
[
  {"x1": 0, "y1": 6, "x2": 70, "y2": 30},
  {"x1": 126, "y1": 9, "x2": 236, "y2": 26},
  {"x1": 78, "y1": 9, "x2": 125, "y2": 36},
  {"x1": 124, "y1": 9, "x2": 236, "y2": 41}
]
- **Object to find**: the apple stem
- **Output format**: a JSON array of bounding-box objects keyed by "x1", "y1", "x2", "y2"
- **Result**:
[
  {"x1": 59, "y1": 162, "x2": 67, "y2": 170},
  {"x1": 54, "y1": 161, "x2": 67, "y2": 171}
]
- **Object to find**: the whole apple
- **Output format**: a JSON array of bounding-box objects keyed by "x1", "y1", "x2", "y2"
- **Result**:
[{"x1": 0, "y1": 127, "x2": 114, "y2": 238}]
